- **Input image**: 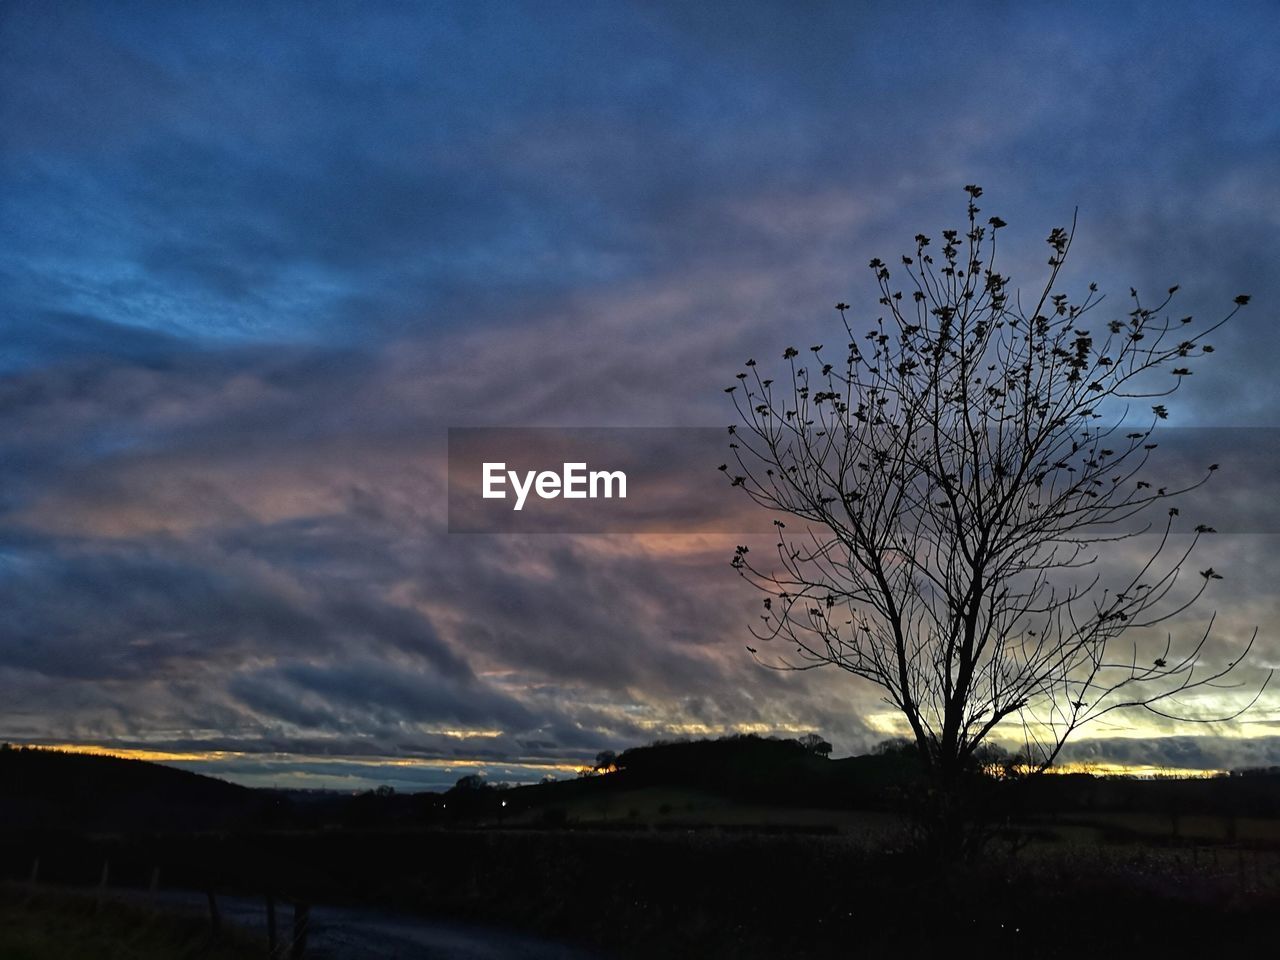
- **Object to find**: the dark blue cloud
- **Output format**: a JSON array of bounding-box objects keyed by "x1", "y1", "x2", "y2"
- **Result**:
[{"x1": 2, "y1": 1, "x2": 1278, "y2": 785}]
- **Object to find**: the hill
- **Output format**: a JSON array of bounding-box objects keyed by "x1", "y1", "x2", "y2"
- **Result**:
[
  {"x1": 570, "y1": 733, "x2": 918, "y2": 806},
  {"x1": 0, "y1": 744, "x2": 262, "y2": 834}
]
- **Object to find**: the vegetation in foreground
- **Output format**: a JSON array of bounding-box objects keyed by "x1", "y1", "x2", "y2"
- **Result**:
[
  {"x1": 0, "y1": 886, "x2": 257, "y2": 960},
  {"x1": 2, "y1": 740, "x2": 1279, "y2": 958}
]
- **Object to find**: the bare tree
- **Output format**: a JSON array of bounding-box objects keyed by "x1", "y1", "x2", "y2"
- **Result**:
[{"x1": 723, "y1": 186, "x2": 1269, "y2": 835}]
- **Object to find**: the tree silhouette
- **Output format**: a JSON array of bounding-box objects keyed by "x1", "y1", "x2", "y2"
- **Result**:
[
  {"x1": 797, "y1": 733, "x2": 833, "y2": 757},
  {"x1": 724, "y1": 186, "x2": 1270, "y2": 854}
]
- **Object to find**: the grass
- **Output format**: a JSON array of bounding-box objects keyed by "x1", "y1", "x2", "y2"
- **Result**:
[
  {"x1": 3, "y1": 824, "x2": 1277, "y2": 960},
  {"x1": 0, "y1": 885, "x2": 259, "y2": 960},
  {"x1": 511, "y1": 783, "x2": 906, "y2": 835},
  {"x1": 512, "y1": 783, "x2": 1280, "y2": 848}
]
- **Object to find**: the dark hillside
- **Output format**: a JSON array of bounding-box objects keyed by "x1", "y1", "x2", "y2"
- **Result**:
[
  {"x1": 0, "y1": 744, "x2": 263, "y2": 834},
  {"x1": 611, "y1": 734, "x2": 919, "y2": 805}
]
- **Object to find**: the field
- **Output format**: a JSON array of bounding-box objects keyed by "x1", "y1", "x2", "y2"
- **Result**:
[
  {"x1": 0, "y1": 885, "x2": 259, "y2": 960},
  {"x1": 3, "y1": 744, "x2": 1279, "y2": 958}
]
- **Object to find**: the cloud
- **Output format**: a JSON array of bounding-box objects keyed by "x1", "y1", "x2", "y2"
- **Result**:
[
  {"x1": 2, "y1": 0, "x2": 1278, "y2": 785},
  {"x1": 1061, "y1": 735, "x2": 1280, "y2": 773}
]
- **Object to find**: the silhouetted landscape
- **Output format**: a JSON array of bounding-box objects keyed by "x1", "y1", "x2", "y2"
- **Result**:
[
  {"x1": 3, "y1": 740, "x2": 1279, "y2": 958},
  {"x1": 6, "y1": 2, "x2": 1280, "y2": 958}
]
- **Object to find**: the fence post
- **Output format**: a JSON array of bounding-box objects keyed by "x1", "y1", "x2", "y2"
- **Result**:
[
  {"x1": 95, "y1": 860, "x2": 109, "y2": 914},
  {"x1": 266, "y1": 893, "x2": 278, "y2": 958},
  {"x1": 207, "y1": 889, "x2": 222, "y2": 935},
  {"x1": 290, "y1": 902, "x2": 310, "y2": 959},
  {"x1": 23, "y1": 856, "x2": 40, "y2": 908}
]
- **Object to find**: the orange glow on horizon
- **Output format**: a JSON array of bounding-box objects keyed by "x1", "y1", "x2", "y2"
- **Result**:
[
  {"x1": 1042, "y1": 761, "x2": 1223, "y2": 779},
  {"x1": 12, "y1": 742, "x2": 584, "y2": 776},
  {"x1": 10, "y1": 742, "x2": 1228, "y2": 781}
]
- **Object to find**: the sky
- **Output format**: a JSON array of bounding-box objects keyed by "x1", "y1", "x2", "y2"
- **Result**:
[{"x1": 2, "y1": 0, "x2": 1279, "y2": 791}]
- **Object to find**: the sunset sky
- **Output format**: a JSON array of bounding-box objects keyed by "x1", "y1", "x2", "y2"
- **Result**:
[{"x1": 3, "y1": 1, "x2": 1279, "y2": 791}]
